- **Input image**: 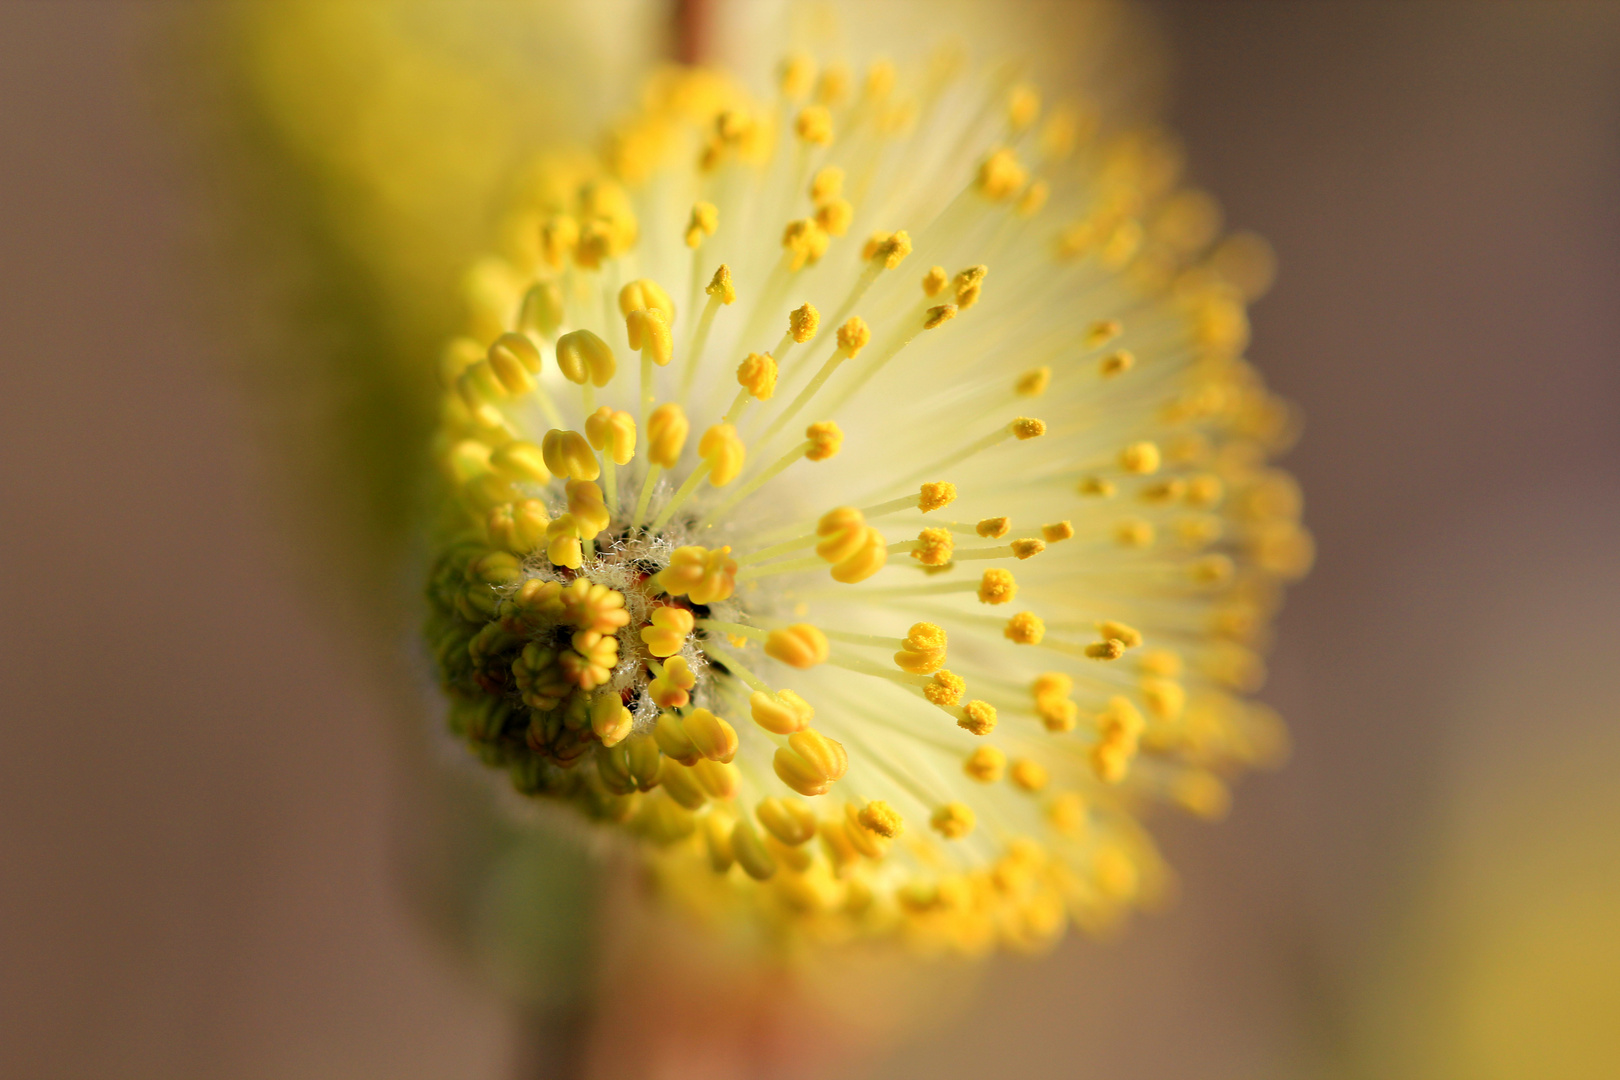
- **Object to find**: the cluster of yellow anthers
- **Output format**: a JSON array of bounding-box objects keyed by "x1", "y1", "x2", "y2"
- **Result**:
[{"x1": 426, "y1": 51, "x2": 1309, "y2": 955}]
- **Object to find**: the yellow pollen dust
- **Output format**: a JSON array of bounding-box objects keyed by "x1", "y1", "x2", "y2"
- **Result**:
[
  {"x1": 1017, "y1": 180, "x2": 1050, "y2": 217},
  {"x1": 858, "y1": 800, "x2": 904, "y2": 838},
  {"x1": 737, "y1": 352, "x2": 778, "y2": 400},
  {"x1": 864, "y1": 230, "x2": 912, "y2": 268},
  {"x1": 1041, "y1": 520, "x2": 1074, "y2": 542},
  {"x1": 780, "y1": 52, "x2": 816, "y2": 99},
  {"x1": 953, "y1": 265, "x2": 987, "y2": 309},
  {"x1": 1012, "y1": 417, "x2": 1046, "y2": 440},
  {"x1": 918, "y1": 481, "x2": 956, "y2": 512},
  {"x1": 924, "y1": 670, "x2": 965, "y2": 706},
  {"x1": 959, "y1": 700, "x2": 997, "y2": 736},
  {"x1": 1008, "y1": 83, "x2": 1041, "y2": 131},
  {"x1": 1078, "y1": 477, "x2": 1116, "y2": 497},
  {"x1": 1099, "y1": 620, "x2": 1143, "y2": 648},
  {"x1": 922, "y1": 265, "x2": 949, "y2": 297},
  {"x1": 978, "y1": 568, "x2": 1016, "y2": 604},
  {"x1": 1012, "y1": 759, "x2": 1051, "y2": 794},
  {"x1": 924, "y1": 304, "x2": 957, "y2": 329},
  {"x1": 817, "y1": 198, "x2": 854, "y2": 236},
  {"x1": 1011, "y1": 538, "x2": 1046, "y2": 559},
  {"x1": 1004, "y1": 611, "x2": 1045, "y2": 645},
  {"x1": 911, "y1": 527, "x2": 954, "y2": 566},
  {"x1": 790, "y1": 302, "x2": 821, "y2": 343},
  {"x1": 795, "y1": 104, "x2": 834, "y2": 145},
  {"x1": 1100, "y1": 350, "x2": 1135, "y2": 377},
  {"x1": 1085, "y1": 320, "x2": 1122, "y2": 348},
  {"x1": 836, "y1": 316, "x2": 871, "y2": 357},
  {"x1": 977, "y1": 516, "x2": 1011, "y2": 539},
  {"x1": 1120, "y1": 441, "x2": 1161, "y2": 474},
  {"x1": 810, "y1": 166, "x2": 843, "y2": 204},
  {"x1": 706, "y1": 264, "x2": 737, "y2": 305}
]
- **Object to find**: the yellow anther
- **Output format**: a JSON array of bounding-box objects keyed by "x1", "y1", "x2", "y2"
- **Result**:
[
  {"x1": 1099, "y1": 620, "x2": 1142, "y2": 648},
  {"x1": 818, "y1": 62, "x2": 850, "y2": 104},
  {"x1": 703, "y1": 808, "x2": 735, "y2": 872},
  {"x1": 1048, "y1": 791, "x2": 1086, "y2": 834},
  {"x1": 789, "y1": 302, "x2": 820, "y2": 343},
  {"x1": 773, "y1": 728, "x2": 848, "y2": 796},
  {"x1": 561, "y1": 628, "x2": 618, "y2": 690},
  {"x1": 1142, "y1": 677, "x2": 1185, "y2": 721},
  {"x1": 1005, "y1": 611, "x2": 1045, "y2": 645},
  {"x1": 617, "y1": 279, "x2": 675, "y2": 325},
  {"x1": 456, "y1": 359, "x2": 513, "y2": 408},
  {"x1": 805, "y1": 420, "x2": 843, "y2": 461},
  {"x1": 1036, "y1": 696, "x2": 1078, "y2": 732},
  {"x1": 828, "y1": 319, "x2": 869, "y2": 363},
  {"x1": 539, "y1": 214, "x2": 579, "y2": 268},
  {"x1": 815, "y1": 507, "x2": 868, "y2": 562},
  {"x1": 590, "y1": 692, "x2": 633, "y2": 747},
  {"x1": 1086, "y1": 639, "x2": 1126, "y2": 661},
  {"x1": 1086, "y1": 320, "x2": 1123, "y2": 349},
  {"x1": 565, "y1": 479, "x2": 611, "y2": 536},
  {"x1": 1140, "y1": 650, "x2": 1183, "y2": 678},
  {"x1": 1012, "y1": 417, "x2": 1046, "y2": 440},
  {"x1": 780, "y1": 51, "x2": 816, "y2": 99},
  {"x1": 1011, "y1": 538, "x2": 1046, "y2": 559},
  {"x1": 964, "y1": 745, "x2": 1007, "y2": 783},
  {"x1": 959, "y1": 700, "x2": 997, "y2": 735},
  {"x1": 1189, "y1": 553, "x2": 1235, "y2": 586},
  {"x1": 922, "y1": 266, "x2": 948, "y2": 297},
  {"x1": 923, "y1": 304, "x2": 957, "y2": 329},
  {"x1": 1119, "y1": 441, "x2": 1161, "y2": 474},
  {"x1": 1008, "y1": 82, "x2": 1041, "y2": 131},
  {"x1": 584, "y1": 407, "x2": 636, "y2": 465},
  {"x1": 795, "y1": 104, "x2": 834, "y2": 145},
  {"x1": 654, "y1": 710, "x2": 700, "y2": 765},
  {"x1": 647, "y1": 403, "x2": 689, "y2": 468},
  {"x1": 810, "y1": 166, "x2": 844, "y2": 204},
  {"x1": 659, "y1": 758, "x2": 708, "y2": 809},
  {"x1": 1017, "y1": 179, "x2": 1050, "y2": 217},
  {"x1": 1186, "y1": 474, "x2": 1225, "y2": 506},
  {"x1": 1011, "y1": 759, "x2": 1050, "y2": 793},
  {"x1": 544, "y1": 516, "x2": 583, "y2": 569},
  {"x1": 541, "y1": 429, "x2": 599, "y2": 481},
  {"x1": 469, "y1": 550, "x2": 523, "y2": 587},
  {"x1": 1016, "y1": 367, "x2": 1051, "y2": 397},
  {"x1": 931, "y1": 802, "x2": 976, "y2": 839},
  {"x1": 977, "y1": 148, "x2": 1027, "y2": 201},
  {"x1": 912, "y1": 527, "x2": 953, "y2": 566},
  {"x1": 1033, "y1": 672, "x2": 1072, "y2": 699},
  {"x1": 490, "y1": 331, "x2": 542, "y2": 376},
  {"x1": 917, "y1": 481, "x2": 956, "y2": 512},
  {"x1": 858, "y1": 800, "x2": 903, "y2": 839},
  {"x1": 736, "y1": 352, "x2": 778, "y2": 401},
  {"x1": 626, "y1": 307, "x2": 674, "y2": 366},
  {"x1": 731, "y1": 818, "x2": 777, "y2": 880},
  {"x1": 1172, "y1": 771, "x2": 1231, "y2": 820},
  {"x1": 815, "y1": 198, "x2": 853, "y2": 236},
  {"x1": 831, "y1": 526, "x2": 887, "y2": 584},
  {"x1": 640, "y1": 605, "x2": 695, "y2": 658},
  {"x1": 699, "y1": 423, "x2": 746, "y2": 485},
  {"x1": 1041, "y1": 520, "x2": 1074, "y2": 542},
  {"x1": 757, "y1": 796, "x2": 818, "y2": 845},
  {"x1": 706, "y1": 264, "x2": 736, "y2": 305},
  {"x1": 1141, "y1": 478, "x2": 1187, "y2": 503},
  {"x1": 782, "y1": 218, "x2": 829, "y2": 270},
  {"x1": 864, "y1": 58, "x2": 895, "y2": 99},
  {"x1": 488, "y1": 440, "x2": 551, "y2": 484},
  {"x1": 863, "y1": 230, "x2": 912, "y2": 268},
  {"x1": 683, "y1": 707, "x2": 739, "y2": 763},
  {"x1": 1116, "y1": 518, "x2": 1155, "y2": 547},
  {"x1": 655, "y1": 545, "x2": 737, "y2": 605},
  {"x1": 1100, "y1": 349, "x2": 1135, "y2": 377},
  {"x1": 749, "y1": 689, "x2": 814, "y2": 735},
  {"x1": 1079, "y1": 476, "x2": 1116, "y2": 497},
  {"x1": 894, "y1": 622, "x2": 947, "y2": 675},
  {"x1": 978, "y1": 568, "x2": 1017, "y2": 605},
  {"x1": 924, "y1": 670, "x2": 965, "y2": 706},
  {"x1": 765, "y1": 624, "x2": 830, "y2": 669},
  {"x1": 647, "y1": 655, "x2": 697, "y2": 709},
  {"x1": 486, "y1": 499, "x2": 550, "y2": 554},
  {"x1": 953, "y1": 265, "x2": 987, "y2": 309},
  {"x1": 977, "y1": 516, "x2": 1011, "y2": 539},
  {"x1": 685, "y1": 201, "x2": 718, "y2": 248}
]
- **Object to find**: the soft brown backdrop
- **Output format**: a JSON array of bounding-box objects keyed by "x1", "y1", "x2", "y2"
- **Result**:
[{"x1": 3, "y1": 2, "x2": 1617, "y2": 1078}]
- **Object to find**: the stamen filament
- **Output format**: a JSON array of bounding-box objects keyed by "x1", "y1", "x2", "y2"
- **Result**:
[
  {"x1": 649, "y1": 459, "x2": 713, "y2": 532},
  {"x1": 631, "y1": 464, "x2": 662, "y2": 528},
  {"x1": 698, "y1": 440, "x2": 812, "y2": 527}
]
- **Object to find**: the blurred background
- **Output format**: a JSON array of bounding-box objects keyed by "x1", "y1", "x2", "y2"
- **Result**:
[{"x1": 3, "y1": 2, "x2": 1617, "y2": 1078}]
